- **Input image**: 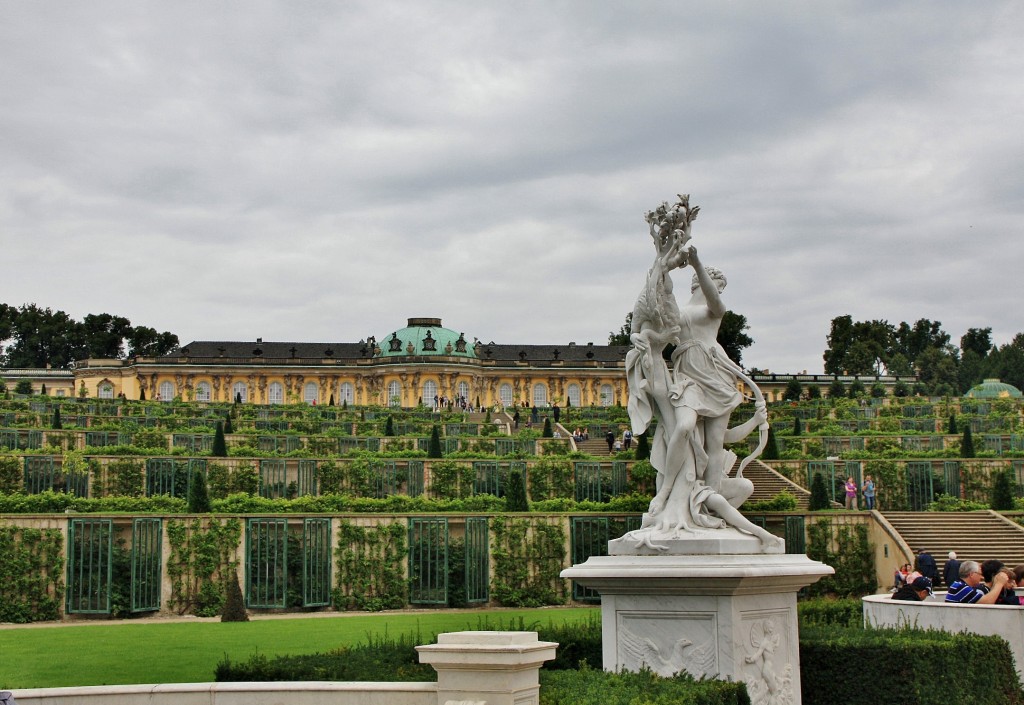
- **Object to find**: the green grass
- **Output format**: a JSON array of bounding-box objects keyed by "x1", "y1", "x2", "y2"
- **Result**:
[{"x1": 0, "y1": 607, "x2": 598, "y2": 689}]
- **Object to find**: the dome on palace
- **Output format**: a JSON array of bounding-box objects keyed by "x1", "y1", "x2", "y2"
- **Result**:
[
  {"x1": 964, "y1": 378, "x2": 1023, "y2": 399},
  {"x1": 375, "y1": 318, "x2": 477, "y2": 358}
]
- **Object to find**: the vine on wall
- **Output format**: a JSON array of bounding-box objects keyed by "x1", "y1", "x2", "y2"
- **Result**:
[
  {"x1": 0, "y1": 525, "x2": 64, "y2": 623},
  {"x1": 332, "y1": 520, "x2": 407, "y2": 611},
  {"x1": 166, "y1": 517, "x2": 242, "y2": 617},
  {"x1": 805, "y1": 518, "x2": 877, "y2": 597},
  {"x1": 490, "y1": 517, "x2": 567, "y2": 607}
]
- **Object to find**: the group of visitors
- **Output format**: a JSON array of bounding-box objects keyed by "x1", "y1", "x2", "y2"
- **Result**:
[
  {"x1": 572, "y1": 428, "x2": 589, "y2": 442},
  {"x1": 432, "y1": 394, "x2": 472, "y2": 412},
  {"x1": 891, "y1": 548, "x2": 1024, "y2": 605},
  {"x1": 843, "y1": 474, "x2": 875, "y2": 510}
]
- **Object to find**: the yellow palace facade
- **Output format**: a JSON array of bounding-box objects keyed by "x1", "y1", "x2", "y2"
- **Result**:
[{"x1": 70, "y1": 317, "x2": 631, "y2": 409}]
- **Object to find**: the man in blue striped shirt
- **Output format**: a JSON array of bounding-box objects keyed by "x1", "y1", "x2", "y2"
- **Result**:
[{"x1": 945, "y1": 560, "x2": 1009, "y2": 604}]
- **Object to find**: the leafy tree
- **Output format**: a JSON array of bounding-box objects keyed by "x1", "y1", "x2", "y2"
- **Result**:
[
  {"x1": 505, "y1": 471, "x2": 530, "y2": 512},
  {"x1": 717, "y1": 310, "x2": 754, "y2": 365},
  {"x1": 893, "y1": 380, "x2": 910, "y2": 397},
  {"x1": 848, "y1": 379, "x2": 866, "y2": 398},
  {"x1": 212, "y1": 422, "x2": 228, "y2": 457},
  {"x1": 961, "y1": 327, "x2": 993, "y2": 358},
  {"x1": 870, "y1": 383, "x2": 887, "y2": 398},
  {"x1": 188, "y1": 469, "x2": 212, "y2": 513},
  {"x1": 806, "y1": 385, "x2": 822, "y2": 400},
  {"x1": 15, "y1": 380, "x2": 32, "y2": 395},
  {"x1": 809, "y1": 473, "x2": 830, "y2": 511},
  {"x1": 823, "y1": 315, "x2": 893, "y2": 375},
  {"x1": 961, "y1": 426, "x2": 975, "y2": 458},
  {"x1": 428, "y1": 425, "x2": 443, "y2": 458},
  {"x1": 827, "y1": 380, "x2": 846, "y2": 398},
  {"x1": 82, "y1": 313, "x2": 132, "y2": 358},
  {"x1": 916, "y1": 346, "x2": 959, "y2": 394},
  {"x1": 892, "y1": 319, "x2": 950, "y2": 364},
  {"x1": 982, "y1": 333, "x2": 1024, "y2": 391},
  {"x1": 991, "y1": 469, "x2": 1015, "y2": 511},
  {"x1": 126, "y1": 326, "x2": 179, "y2": 358},
  {"x1": 783, "y1": 380, "x2": 802, "y2": 401},
  {"x1": 608, "y1": 312, "x2": 633, "y2": 346}
]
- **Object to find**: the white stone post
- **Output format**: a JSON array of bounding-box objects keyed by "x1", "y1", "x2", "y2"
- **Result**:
[{"x1": 416, "y1": 631, "x2": 558, "y2": 705}]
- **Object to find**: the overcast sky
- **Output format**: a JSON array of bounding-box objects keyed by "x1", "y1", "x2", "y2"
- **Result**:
[{"x1": 2, "y1": 2, "x2": 1021, "y2": 373}]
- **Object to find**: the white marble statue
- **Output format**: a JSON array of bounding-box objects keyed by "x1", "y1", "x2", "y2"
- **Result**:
[{"x1": 621, "y1": 194, "x2": 780, "y2": 551}]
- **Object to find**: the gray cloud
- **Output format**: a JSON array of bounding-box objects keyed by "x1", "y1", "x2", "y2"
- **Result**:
[{"x1": 1, "y1": 1, "x2": 1021, "y2": 373}]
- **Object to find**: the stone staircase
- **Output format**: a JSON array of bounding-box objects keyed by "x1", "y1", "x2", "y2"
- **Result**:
[
  {"x1": 733, "y1": 459, "x2": 812, "y2": 509},
  {"x1": 882, "y1": 511, "x2": 1024, "y2": 582}
]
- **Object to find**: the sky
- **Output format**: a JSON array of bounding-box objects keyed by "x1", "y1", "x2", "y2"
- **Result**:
[{"x1": 2, "y1": 2, "x2": 1022, "y2": 374}]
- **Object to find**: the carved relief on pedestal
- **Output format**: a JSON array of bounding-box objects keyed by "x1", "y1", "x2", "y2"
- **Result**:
[
  {"x1": 741, "y1": 615, "x2": 794, "y2": 705},
  {"x1": 618, "y1": 612, "x2": 717, "y2": 679}
]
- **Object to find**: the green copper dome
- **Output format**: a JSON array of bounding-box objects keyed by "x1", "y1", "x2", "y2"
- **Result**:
[
  {"x1": 964, "y1": 378, "x2": 1023, "y2": 399},
  {"x1": 376, "y1": 318, "x2": 477, "y2": 358}
]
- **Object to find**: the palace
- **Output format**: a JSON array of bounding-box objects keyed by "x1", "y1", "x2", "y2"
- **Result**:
[{"x1": 1, "y1": 316, "x2": 917, "y2": 405}]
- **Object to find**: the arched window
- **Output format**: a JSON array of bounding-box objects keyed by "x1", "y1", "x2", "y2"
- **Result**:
[
  {"x1": 196, "y1": 381, "x2": 211, "y2": 402},
  {"x1": 303, "y1": 381, "x2": 319, "y2": 405},
  {"x1": 268, "y1": 382, "x2": 284, "y2": 405},
  {"x1": 567, "y1": 383, "x2": 581, "y2": 408},
  {"x1": 422, "y1": 380, "x2": 438, "y2": 407},
  {"x1": 600, "y1": 384, "x2": 614, "y2": 407},
  {"x1": 387, "y1": 380, "x2": 401, "y2": 407},
  {"x1": 159, "y1": 381, "x2": 174, "y2": 402},
  {"x1": 232, "y1": 381, "x2": 248, "y2": 403},
  {"x1": 340, "y1": 382, "x2": 354, "y2": 405},
  {"x1": 499, "y1": 383, "x2": 513, "y2": 408},
  {"x1": 98, "y1": 382, "x2": 114, "y2": 399},
  {"x1": 533, "y1": 383, "x2": 548, "y2": 407},
  {"x1": 457, "y1": 380, "x2": 469, "y2": 402}
]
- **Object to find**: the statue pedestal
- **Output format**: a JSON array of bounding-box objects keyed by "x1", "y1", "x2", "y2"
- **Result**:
[{"x1": 561, "y1": 550, "x2": 833, "y2": 705}]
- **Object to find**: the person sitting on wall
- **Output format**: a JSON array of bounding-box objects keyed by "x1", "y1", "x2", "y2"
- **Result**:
[
  {"x1": 892, "y1": 576, "x2": 932, "y2": 602},
  {"x1": 893, "y1": 563, "x2": 911, "y2": 591},
  {"x1": 945, "y1": 560, "x2": 1009, "y2": 604}
]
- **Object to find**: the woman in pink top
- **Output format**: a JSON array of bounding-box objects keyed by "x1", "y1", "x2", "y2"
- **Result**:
[{"x1": 844, "y1": 477, "x2": 858, "y2": 510}]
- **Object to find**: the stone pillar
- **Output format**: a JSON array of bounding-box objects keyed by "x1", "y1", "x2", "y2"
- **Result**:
[
  {"x1": 562, "y1": 549, "x2": 832, "y2": 705},
  {"x1": 416, "y1": 631, "x2": 557, "y2": 705}
]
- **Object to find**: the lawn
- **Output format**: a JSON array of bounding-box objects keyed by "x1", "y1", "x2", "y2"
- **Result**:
[{"x1": 0, "y1": 607, "x2": 598, "y2": 689}]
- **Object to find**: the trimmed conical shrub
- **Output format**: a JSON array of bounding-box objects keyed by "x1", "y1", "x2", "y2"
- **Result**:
[
  {"x1": 992, "y1": 469, "x2": 1015, "y2": 511},
  {"x1": 221, "y1": 571, "x2": 249, "y2": 622},
  {"x1": 792, "y1": 417, "x2": 802, "y2": 436},
  {"x1": 962, "y1": 426, "x2": 975, "y2": 458},
  {"x1": 762, "y1": 426, "x2": 779, "y2": 461},
  {"x1": 188, "y1": 469, "x2": 212, "y2": 513},
  {"x1": 385, "y1": 415, "x2": 395, "y2": 436},
  {"x1": 948, "y1": 414, "x2": 958, "y2": 435},
  {"x1": 52, "y1": 407, "x2": 62, "y2": 430},
  {"x1": 542, "y1": 417, "x2": 553, "y2": 438},
  {"x1": 809, "y1": 473, "x2": 830, "y2": 511},
  {"x1": 505, "y1": 470, "x2": 529, "y2": 512},
  {"x1": 428, "y1": 425, "x2": 443, "y2": 458},
  {"x1": 212, "y1": 421, "x2": 228, "y2": 457}
]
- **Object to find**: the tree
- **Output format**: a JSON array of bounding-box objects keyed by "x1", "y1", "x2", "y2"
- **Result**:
[
  {"x1": 991, "y1": 469, "x2": 1015, "y2": 511},
  {"x1": 52, "y1": 407, "x2": 62, "y2": 430},
  {"x1": 542, "y1": 417, "x2": 553, "y2": 438},
  {"x1": 221, "y1": 571, "x2": 249, "y2": 622},
  {"x1": 505, "y1": 471, "x2": 530, "y2": 512},
  {"x1": 762, "y1": 426, "x2": 780, "y2": 461},
  {"x1": 947, "y1": 414, "x2": 958, "y2": 435},
  {"x1": 717, "y1": 311, "x2": 754, "y2": 365},
  {"x1": 385, "y1": 416, "x2": 395, "y2": 436},
  {"x1": 870, "y1": 383, "x2": 887, "y2": 398},
  {"x1": 848, "y1": 379, "x2": 866, "y2": 398},
  {"x1": 428, "y1": 425, "x2": 443, "y2": 458},
  {"x1": 82, "y1": 313, "x2": 132, "y2": 359},
  {"x1": 961, "y1": 426, "x2": 975, "y2": 458},
  {"x1": 608, "y1": 312, "x2": 633, "y2": 346},
  {"x1": 792, "y1": 417, "x2": 802, "y2": 436},
  {"x1": 126, "y1": 326, "x2": 179, "y2": 358},
  {"x1": 960, "y1": 327, "x2": 993, "y2": 358},
  {"x1": 139, "y1": 387, "x2": 146, "y2": 401},
  {"x1": 783, "y1": 380, "x2": 802, "y2": 401},
  {"x1": 212, "y1": 422, "x2": 228, "y2": 457},
  {"x1": 827, "y1": 380, "x2": 846, "y2": 399},
  {"x1": 807, "y1": 385, "x2": 822, "y2": 400},
  {"x1": 634, "y1": 431, "x2": 650, "y2": 460},
  {"x1": 823, "y1": 316, "x2": 893, "y2": 375},
  {"x1": 188, "y1": 469, "x2": 212, "y2": 513},
  {"x1": 223, "y1": 413, "x2": 233, "y2": 434},
  {"x1": 892, "y1": 319, "x2": 950, "y2": 364},
  {"x1": 809, "y1": 473, "x2": 830, "y2": 511},
  {"x1": 893, "y1": 380, "x2": 910, "y2": 397},
  {"x1": 15, "y1": 380, "x2": 32, "y2": 395}
]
